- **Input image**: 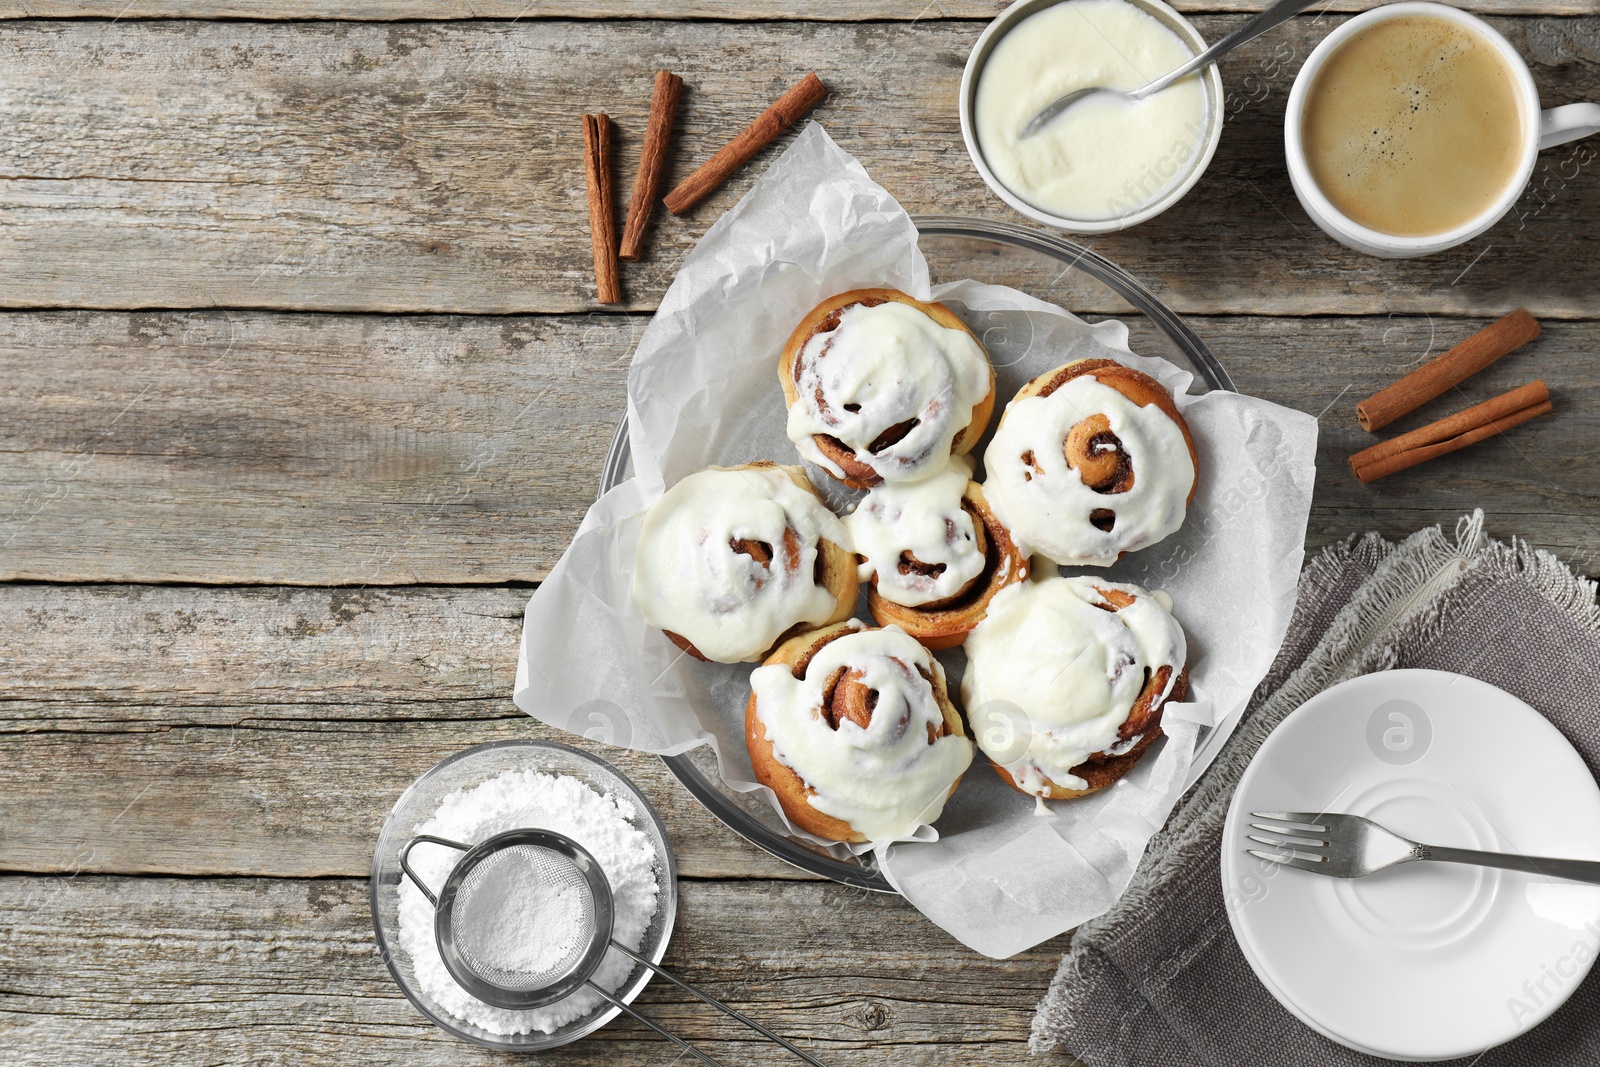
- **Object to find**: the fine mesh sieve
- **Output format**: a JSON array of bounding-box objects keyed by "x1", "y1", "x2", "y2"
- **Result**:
[
  {"x1": 400, "y1": 827, "x2": 829, "y2": 1067},
  {"x1": 451, "y1": 844, "x2": 597, "y2": 993}
]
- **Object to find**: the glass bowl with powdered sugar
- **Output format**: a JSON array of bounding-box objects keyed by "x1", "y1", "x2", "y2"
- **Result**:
[{"x1": 371, "y1": 739, "x2": 677, "y2": 1050}]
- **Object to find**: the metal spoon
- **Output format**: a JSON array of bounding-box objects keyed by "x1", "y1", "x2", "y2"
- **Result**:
[{"x1": 1019, "y1": 0, "x2": 1325, "y2": 139}]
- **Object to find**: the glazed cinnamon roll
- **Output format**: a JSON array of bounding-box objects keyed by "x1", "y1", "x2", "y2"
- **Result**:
[
  {"x1": 746, "y1": 621, "x2": 975, "y2": 843},
  {"x1": 962, "y1": 576, "x2": 1187, "y2": 800},
  {"x1": 779, "y1": 288, "x2": 996, "y2": 489},
  {"x1": 632, "y1": 463, "x2": 858, "y2": 664},
  {"x1": 982, "y1": 359, "x2": 1197, "y2": 567},
  {"x1": 844, "y1": 457, "x2": 1028, "y2": 649}
]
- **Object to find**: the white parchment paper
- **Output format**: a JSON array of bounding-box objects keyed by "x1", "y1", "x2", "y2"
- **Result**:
[{"x1": 514, "y1": 124, "x2": 1317, "y2": 958}]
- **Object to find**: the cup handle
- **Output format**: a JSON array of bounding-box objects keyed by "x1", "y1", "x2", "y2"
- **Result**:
[{"x1": 1539, "y1": 103, "x2": 1600, "y2": 151}]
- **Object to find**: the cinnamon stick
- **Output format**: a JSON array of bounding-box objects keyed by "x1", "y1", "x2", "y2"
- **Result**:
[
  {"x1": 620, "y1": 71, "x2": 683, "y2": 262},
  {"x1": 1356, "y1": 308, "x2": 1540, "y2": 432},
  {"x1": 663, "y1": 73, "x2": 828, "y2": 216},
  {"x1": 582, "y1": 112, "x2": 621, "y2": 305},
  {"x1": 1350, "y1": 380, "x2": 1552, "y2": 484}
]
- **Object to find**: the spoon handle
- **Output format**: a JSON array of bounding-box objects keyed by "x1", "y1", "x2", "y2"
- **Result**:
[{"x1": 1133, "y1": 0, "x2": 1327, "y2": 100}]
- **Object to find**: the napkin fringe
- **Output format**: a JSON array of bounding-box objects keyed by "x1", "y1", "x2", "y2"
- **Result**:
[
  {"x1": 1501, "y1": 537, "x2": 1600, "y2": 633},
  {"x1": 1031, "y1": 511, "x2": 1496, "y2": 1056},
  {"x1": 1358, "y1": 533, "x2": 1600, "y2": 682}
]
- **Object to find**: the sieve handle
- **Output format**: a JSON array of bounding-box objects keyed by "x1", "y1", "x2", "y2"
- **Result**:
[
  {"x1": 609, "y1": 941, "x2": 831, "y2": 1067},
  {"x1": 585, "y1": 981, "x2": 729, "y2": 1067},
  {"x1": 398, "y1": 834, "x2": 470, "y2": 908}
]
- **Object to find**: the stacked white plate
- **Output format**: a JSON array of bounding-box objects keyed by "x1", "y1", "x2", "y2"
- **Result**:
[{"x1": 1222, "y1": 670, "x2": 1600, "y2": 1060}]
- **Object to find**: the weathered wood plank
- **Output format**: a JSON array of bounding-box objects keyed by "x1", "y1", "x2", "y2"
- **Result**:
[
  {"x1": 0, "y1": 310, "x2": 631, "y2": 584},
  {"x1": 0, "y1": 583, "x2": 820, "y2": 879},
  {"x1": 0, "y1": 584, "x2": 526, "y2": 722},
  {"x1": 0, "y1": 0, "x2": 1587, "y2": 20},
  {"x1": 0, "y1": 875, "x2": 1071, "y2": 1065},
  {"x1": 0, "y1": 718, "x2": 827, "y2": 880},
  {"x1": 1208, "y1": 312, "x2": 1600, "y2": 577},
  {"x1": 2, "y1": 310, "x2": 1595, "y2": 583},
  {"x1": 1, "y1": 18, "x2": 1597, "y2": 316}
]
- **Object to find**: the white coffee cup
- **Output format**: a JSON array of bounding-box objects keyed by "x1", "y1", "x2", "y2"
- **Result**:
[{"x1": 1285, "y1": 2, "x2": 1600, "y2": 259}]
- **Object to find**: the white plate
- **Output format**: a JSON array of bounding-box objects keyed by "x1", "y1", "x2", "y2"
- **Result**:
[{"x1": 1222, "y1": 669, "x2": 1600, "y2": 1061}]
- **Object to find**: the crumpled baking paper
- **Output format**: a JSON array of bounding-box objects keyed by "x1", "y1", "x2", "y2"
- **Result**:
[{"x1": 514, "y1": 123, "x2": 1316, "y2": 958}]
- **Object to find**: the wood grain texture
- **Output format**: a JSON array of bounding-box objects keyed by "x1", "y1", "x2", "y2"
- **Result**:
[
  {"x1": 1209, "y1": 312, "x2": 1600, "y2": 575},
  {"x1": 0, "y1": 875, "x2": 1070, "y2": 1065},
  {"x1": 8, "y1": 5, "x2": 1588, "y2": 1065},
  {"x1": 0, "y1": 0, "x2": 1589, "y2": 18},
  {"x1": 0, "y1": 718, "x2": 826, "y2": 879},
  {"x1": 0, "y1": 310, "x2": 632, "y2": 583},
  {"x1": 0, "y1": 17, "x2": 1597, "y2": 315},
  {"x1": 2, "y1": 310, "x2": 1596, "y2": 583},
  {"x1": 0, "y1": 584, "x2": 824, "y2": 879},
  {"x1": 0, "y1": 584, "x2": 526, "y2": 726}
]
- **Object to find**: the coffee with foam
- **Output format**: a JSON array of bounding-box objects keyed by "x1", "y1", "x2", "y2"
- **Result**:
[{"x1": 1301, "y1": 14, "x2": 1524, "y2": 238}]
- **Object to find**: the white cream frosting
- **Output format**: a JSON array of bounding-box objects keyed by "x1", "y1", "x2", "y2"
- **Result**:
[
  {"x1": 750, "y1": 625, "x2": 975, "y2": 841},
  {"x1": 983, "y1": 373, "x2": 1194, "y2": 566},
  {"x1": 961, "y1": 576, "x2": 1184, "y2": 796},
  {"x1": 786, "y1": 299, "x2": 991, "y2": 484},
  {"x1": 632, "y1": 466, "x2": 850, "y2": 663},
  {"x1": 973, "y1": 0, "x2": 1211, "y2": 222},
  {"x1": 844, "y1": 456, "x2": 986, "y2": 608}
]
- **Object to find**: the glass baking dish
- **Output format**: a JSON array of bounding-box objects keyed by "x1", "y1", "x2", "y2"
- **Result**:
[{"x1": 598, "y1": 215, "x2": 1233, "y2": 891}]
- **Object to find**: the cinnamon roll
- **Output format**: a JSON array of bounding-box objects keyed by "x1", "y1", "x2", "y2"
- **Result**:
[
  {"x1": 962, "y1": 576, "x2": 1187, "y2": 800},
  {"x1": 844, "y1": 456, "x2": 1028, "y2": 649},
  {"x1": 982, "y1": 359, "x2": 1197, "y2": 567},
  {"x1": 632, "y1": 463, "x2": 858, "y2": 664},
  {"x1": 779, "y1": 288, "x2": 996, "y2": 489},
  {"x1": 745, "y1": 620, "x2": 975, "y2": 843}
]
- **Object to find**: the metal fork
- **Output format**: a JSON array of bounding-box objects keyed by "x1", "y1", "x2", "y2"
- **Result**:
[{"x1": 1247, "y1": 811, "x2": 1600, "y2": 884}]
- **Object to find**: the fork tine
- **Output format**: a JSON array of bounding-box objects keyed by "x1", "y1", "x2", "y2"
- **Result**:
[
  {"x1": 1249, "y1": 823, "x2": 1328, "y2": 843},
  {"x1": 1250, "y1": 811, "x2": 1329, "y2": 831},
  {"x1": 1247, "y1": 832, "x2": 1326, "y2": 851},
  {"x1": 1246, "y1": 848, "x2": 1329, "y2": 872}
]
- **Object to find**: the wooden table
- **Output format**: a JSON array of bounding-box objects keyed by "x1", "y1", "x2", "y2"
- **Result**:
[{"x1": 1, "y1": 1, "x2": 1595, "y2": 1063}]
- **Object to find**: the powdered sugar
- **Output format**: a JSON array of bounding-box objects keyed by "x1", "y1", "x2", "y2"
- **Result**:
[
  {"x1": 397, "y1": 769, "x2": 660, "y2": 1035},
  {"x1": 452, "y1": 849, "x2": 591, "y2": 980}
]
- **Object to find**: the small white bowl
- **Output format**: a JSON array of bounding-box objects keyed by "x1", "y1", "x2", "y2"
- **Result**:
[{"x1": 959, "y1": 0, "x2": 1226, "y2": 234}]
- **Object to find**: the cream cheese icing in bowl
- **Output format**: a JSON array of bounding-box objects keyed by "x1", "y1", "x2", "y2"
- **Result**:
[{"x1": 960, "y1": 0, "x2": 1225, "y2": 233}]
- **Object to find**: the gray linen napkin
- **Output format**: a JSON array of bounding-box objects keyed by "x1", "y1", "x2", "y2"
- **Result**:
[{"x1": 1032, "y1": 512, "x2": 1600, "y2": 1065}]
